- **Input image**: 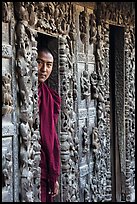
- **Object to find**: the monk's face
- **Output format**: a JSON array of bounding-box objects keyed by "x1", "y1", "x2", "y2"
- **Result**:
[{"x1": 37, "y1": 51, "x2": 53, "y2": 84}]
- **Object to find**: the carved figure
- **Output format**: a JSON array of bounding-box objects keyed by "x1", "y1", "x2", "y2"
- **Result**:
[
  {"x1": 2, "y1": 73, "x2": 13, "y2": 115},
  {"x1": 82, "y1": 125, "x2": 89, "y2": 153},
  {"x1": 2, "y1": 152, "x2": 12, "y2": 189},
  {"x1": 91, "y1": 127, "x2": 100, "y2": 153},
  {"x1": 2, "y1": 2, "x2": 9, "y2": 23},
  {"x1": 90, "y1": 71, "x2": 99, "y2": 99},
  {"x1": 80, "y1": 70, "x2": 90, "y2": 99},
  {"x1": 79, "y1": 10, "x2": 87, "y2": 44},
  {"x1": 89, "y1": 13, "x2": 97, "y2": 44}
]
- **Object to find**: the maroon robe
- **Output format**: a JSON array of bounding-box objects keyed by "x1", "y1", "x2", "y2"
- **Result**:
[{"x1": 38, "y1": 82, "x2": 61, "y2": 202}]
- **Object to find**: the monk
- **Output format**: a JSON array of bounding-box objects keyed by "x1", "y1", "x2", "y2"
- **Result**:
[{"x1": 37, "y1": 47, "x2": 61, "y2": 202}]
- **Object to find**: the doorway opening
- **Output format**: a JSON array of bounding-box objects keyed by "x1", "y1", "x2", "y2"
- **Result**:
[
  {"x1": 36, "y1": 32, "x2": 61, "y2": 202},
  {"x1": 109, "y1": 25, "x2": 125, "y2": 202}
]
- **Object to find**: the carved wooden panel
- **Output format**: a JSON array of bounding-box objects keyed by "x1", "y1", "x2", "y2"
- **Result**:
[
  {"x1": 14, "y1": 20, "x2": 40, "y2": 201},
  {"x1": 2, "y1": 137, "x2": 13, "y2": 202},
  {"x1": 2, "y1": 2, "x2": 135, "y2": 202},
  {"x1": 124, "y1": 25, "x2": 135, "y2": 202},
  {"x1": 2, "y1": 2, "x2": 19, "y2": 202},
  {"x1": 96, "y1": 2, "x2": 135, "y2": 202},
  {"x1": 75, "y1": 5, "x2": 97, "y2": 202}
]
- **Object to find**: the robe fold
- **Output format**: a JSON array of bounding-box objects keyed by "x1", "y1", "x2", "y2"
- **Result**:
[{"x1": 38, "y1": 82, "x2": 61, "y2": 202}]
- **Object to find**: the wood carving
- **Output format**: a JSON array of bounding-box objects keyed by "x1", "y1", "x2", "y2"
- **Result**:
[
  {"x1": 2, "y1": 2, "x2": 10, "y2": 23},
  {"x1": 2, "y1": 73, "x2": 13, "y2": 115},
  {"x1": 80, "y1": 70, "x2": 90, "y2": 99}
]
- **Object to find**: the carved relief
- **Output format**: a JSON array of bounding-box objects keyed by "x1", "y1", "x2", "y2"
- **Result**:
[
  {"x1": 35, "y1": 2, "x2": 53, "y2": 31},
  {"x1": 89, "y1": 13, "x2": 97, "y2": 44},
  {"x1": 2, "y1": 2, "x2": 11, "y2": 23},
  {"x1": 98, "y1": 2, "x2": 135, "y2": 26},
  {"x1": 82, "y1": 125, "x2": 89, "y2": 154},
  {"x1": 11, "y1": 2, "x2": 135, "y2": 203},
  {"x1": 68, "y1": 5, "x2": 77, "y2": 56},
  {"x1": 91, "y1": 127, "x2": 100, "y2": 153},
  {"x1": 80, "y1": 70, "x2": 90, "y2": 99},
  {"x1": 59, "y1": 35, "x2": 79, "y2": 201},
  {"x1": 89, "y1": 2, "x2": 135, "y2": 202},
  {"x1": 124, "y1": 25, "x2": 135, "y2": 202},
  {"x1": 79, "y1": 10, "x2": 87, "y2": 44},
  {"x1": 19, "y1": 122, "x2": 33, "y2": 202},
  {"x1": 89, "y1": 18, "x2": 112, "y2": 201},
  {"x1": 14, "y1": 9, "x2": 41, "y2": 201},
  {"x1": 14, "y1": 2, "x2": 74, "y2": 37},
  {"x1": 2, "y1": 138, "x2": 13, "y2": 202},
  {"x1": 90, "y1": 71, "x2": 99, "y2": 100},
  {"x1": 73, "y1": 77, "x2": 78, "y2": 100},
  {"x1": 55, "y1": 3, "x2": 71, "y2": 35},
  {"x1": 2, "y1": 73, "x2": 13, "y2": 116},
  {"x1": 95, "y1": 3, "x2": 134, "y2": 202},
  {"x1": 2, "y1": 152, "x2": 12, "y2": 191}
]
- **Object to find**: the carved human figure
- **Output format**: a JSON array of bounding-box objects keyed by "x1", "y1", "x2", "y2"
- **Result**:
[
  {"x1": 2, "y1": 2, "x2": 9, "y2": 23},
  {"x1": 91, "y1": 127, "x2": 100, "y2": 153},
  {"x1": 2, "y1": 73, "x2": 13, "y2": 115},
  {"x1": 82, "y1": 125, "x2": 88, "y2": 153},
  {"x1": 80, "y1": 70, "x2": 90, "y2": 99}
]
